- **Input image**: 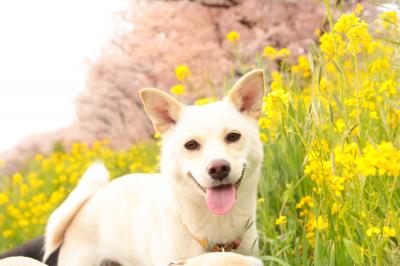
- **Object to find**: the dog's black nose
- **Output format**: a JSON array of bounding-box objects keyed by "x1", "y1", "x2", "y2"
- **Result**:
[{"x1": 207, "y1": 159, "x2": 231, "y2": 181}]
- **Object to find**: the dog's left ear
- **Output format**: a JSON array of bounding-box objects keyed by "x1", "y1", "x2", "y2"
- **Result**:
[
  {"x1": 226, "y1": 69, "x2": 265, "y2": 120},
  {"x1": 140, "y1": 88, "x2": 184, "y2": 134}
]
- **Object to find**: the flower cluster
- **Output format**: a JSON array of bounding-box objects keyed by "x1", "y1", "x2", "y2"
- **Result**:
[
  {"x1": 170, "y1": 65, "x2": 191, "y2": 95},
  {"x1": 263, "y1": 46, "x2": 291, "y2": 60},
  {"x1": 226, "y1": 31, "x2": 240, "y2": 44},
  {"x1": 257, "y1": 6, "x2": 399, "y2": 264},
  {"x1": 0, "y1": 140, "x2": 158, "y2": 251}
]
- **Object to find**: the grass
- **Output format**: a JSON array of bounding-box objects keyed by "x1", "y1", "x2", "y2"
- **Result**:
[{"x1": 1, "y1": 3, "x2": 399, "y2": 265}]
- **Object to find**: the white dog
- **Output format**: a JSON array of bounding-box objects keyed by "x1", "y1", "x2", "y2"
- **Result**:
[{"x1": 44, "y1": 69, "x2": 265, "y2": 266}]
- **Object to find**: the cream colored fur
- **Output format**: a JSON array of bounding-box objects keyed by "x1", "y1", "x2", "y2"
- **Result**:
[
  {"x1": 169, "y1": 252, "x2": 263, "y2": 266},
  {"x1": 44, "y1": 162, "x2": 109, "y2": 260},
  {"x1": 44, "y1": 69, "x2": 265, "y2": 266},
  {"x1": 0, "y1": 256, "x2": 47, "y2": 266}
]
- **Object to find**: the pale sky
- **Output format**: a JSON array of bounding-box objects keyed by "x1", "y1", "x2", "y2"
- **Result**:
[{"x1": 0, "y1": 0, "x2": 126, "y2": 152}]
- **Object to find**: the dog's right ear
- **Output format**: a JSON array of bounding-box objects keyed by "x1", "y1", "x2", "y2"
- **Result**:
[
  {"x1": 226, "y1": 69, "x2": 265, "y2": 120},
  {"x1": 140, "y1": 88, "x2": 184, "y2": 134}
]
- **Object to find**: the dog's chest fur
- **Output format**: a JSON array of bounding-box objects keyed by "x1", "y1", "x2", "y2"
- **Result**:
[{"x1": 62, "y1": 171, "x2": 258, "y2": 265}]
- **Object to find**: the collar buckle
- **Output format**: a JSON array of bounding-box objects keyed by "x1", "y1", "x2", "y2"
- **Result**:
[{"x1": 198, "y1": 238, "x2": 241, "y2": 252}]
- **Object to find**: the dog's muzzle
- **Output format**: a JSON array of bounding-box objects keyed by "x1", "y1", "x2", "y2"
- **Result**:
[{"x1": 188, "y1": 164, "x2": 246, "y2": 193}]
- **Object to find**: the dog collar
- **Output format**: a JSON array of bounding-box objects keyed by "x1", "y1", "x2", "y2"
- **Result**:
[
  {"x1": 195, "y1": 237, "x2": 241, "y2": 252},
  {"x1": 181, "y1": 220, "x2": 243, "y2": 252},
  {"x1": 179, "y1": 205, "x2": 252, "y2": 253}
]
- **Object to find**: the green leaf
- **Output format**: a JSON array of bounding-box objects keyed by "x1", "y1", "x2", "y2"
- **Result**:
[
  {"x1": 302, "y1": 229, "x2": 309, "y2": 266},
  {"x1": 295, "y1": 238, "x2": 301, "y2": 266},
  {"x1": 328, "y1": 241, "x2": 335, "y2": 266},
  {"x1": 343, "y1": 238, "x2": 364, "y2": 264},
  {"x1": 259, "y1": 256, "x2": 292, "y2": 266},
  {"x1": 314, "y1": 232, "x2": 324, "y2": 266}
]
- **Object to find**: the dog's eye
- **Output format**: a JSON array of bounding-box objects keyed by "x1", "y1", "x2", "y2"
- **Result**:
[
  {"x1": 226, "y1": 132, "x2": 241, "y2": 143},
  {"x1": 184, "y1": 140, "x2": 200, "y2": 150}
]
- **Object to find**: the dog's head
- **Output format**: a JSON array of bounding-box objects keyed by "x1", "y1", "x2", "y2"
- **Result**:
[{"x1": 140, "y1": 69, "x2": 264, "y2": 215}]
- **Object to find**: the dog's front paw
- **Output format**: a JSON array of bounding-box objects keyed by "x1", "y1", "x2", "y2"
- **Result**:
[{"x1": 168, "y1": 252, "x2": 263, "y2": 266}]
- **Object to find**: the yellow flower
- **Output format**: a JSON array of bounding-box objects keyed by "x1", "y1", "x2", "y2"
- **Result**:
[
  {"x1": 170, "y1": 84, "x2": 186, "y2": 95},
  {"x1": 153, "y1": 133, "x2": 161, "y2": 139},
  {"x1": 330, "y1": 175, "x2": 345, "y2": 196},
  {"x1": 263, "y1": 46, "x2": 278, "y2": 60},
  {"x1": 270, "y1": 89, "x2": 289, "y2": 104},
  {"x1": 35, "y1": 154, "x2": 44, "y2": 162},
  {"x1": 258, "y1": 117, "x2": 271, "y2": 129},
  {"x1": 333, "y1": 13, "x2": 371, "y2": 54},
  {"x1": 259, "y1": 133, "x2": 268, "y2": 143},
  {"x1": 194, "y1": 97, "x2": 217, "y2": 105},
  {"x1": 18, "y1": 219, "x2": 29, "y2": 228},
  {"x1": 175, "y1": 65, "x2": 191, "y2": 81},
  {"x1": 379, "y1": 11, "x2": 398, "y2": 29},
  {"x1": 275, "y1": 215, "x2": 287, "y2": 225},
  {"x1": 320, "y1": 32, "x2": 345, "y2": 59},
  {"x1": 330, "y1": 13, "x2": 372, "y2": 54},
  {"x1": 257, "y1": 198, "x2": 265, "y2": 204},
  {"x1": 291, "y1": 55, "x2": 310, "y2": 77},
  {"x1": 346, "y1": 21, "x2": 371, "y2": 54},
  {"x1": 353, "y1": 3, "x2": 364, "y2": 16},
  {"x1": 370, "y1": 58, "x2": 390, "y2": 73},
  {"x1": 334, "y1": 118, "x2": 345, "y2": 133},
  {"x1": 12, "y1": 172, "x2": 23, "y2": 185},
  {"x1": 383, "y1": 226, "x2": 396, "y2": 238},
  {"x1": 380, "y1": 80, "x2": 397, "y2": 95},
  {"x1": 58, "y1": 175, "x2": 67, "y2": 183},
  {"x1": 0, "y1": 193, "x2": 9, "y2": 205},
  {"x1": 334, "y1": 13, "x2": 360, "y2": 34},
  {"x1": 270, "y1": 71, "x2": 283, "y2": 91},
  {"x1": 367, "y1": 226, "x2": 381, "y2": 237},
  {"x1": 325, "y1": 62, "x2": 336, "y2": 73},
  {"x1": 226, "y1": 31, "x2": 240, "y2": 43},
  {"x1": 314, "y1": 28, "x2": 321, "y2": 37},
  {"x1": 356, "y1": 142, "x2": 400, "y2": 177},
  {"x1": 353, "y1": 3, "x2": 363, "y2": 15},
  {"x1": 277, "y1": 48, "x2": 291, "y2": 58},
  {"x1": 296, "y1": 196, "x2": 314, "y2": 209},
  {"x1": 314, "y1": 216, "x2": 328, "y2": 231},
  {"x1": 331, "y1": 203, "x2": 339, "y2": 215},
  {"x1": 369, "y1": 111, "x2": 379, "y2": 120},
  {"x1": 3, "y1": 230, "x2": 13, "y2": 239}
]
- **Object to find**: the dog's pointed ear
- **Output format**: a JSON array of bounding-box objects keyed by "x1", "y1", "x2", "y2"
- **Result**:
[
  {"x1": 226, "y1": 69, "x2": 265, "y2": 120},
  {"x1": 140, "y1": 88, "x2": 184, "y2": 134}
]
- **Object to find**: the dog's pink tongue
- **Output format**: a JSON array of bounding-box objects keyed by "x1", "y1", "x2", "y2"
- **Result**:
[{"x1": 206, "y1": 185, "x2": 236, "y2": 215}]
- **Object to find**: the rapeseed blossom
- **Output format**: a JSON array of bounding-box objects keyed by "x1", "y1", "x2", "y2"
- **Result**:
[
  {"x1": 0, "y1": 140, "x2": 158, "y2": 251},
  {"x1": 383, "y1": 227, "x2": 396, "y2": 238},
  {"x1": 275, "y1": 215, "x2": 287, "y2": 225},
  {"x1": 226, "y1": 31, "x2": 240, "y2": 43},
  {"x1": 170, "y1": 84, "x2": 186, "y2": 95},
  {"x1": 175, "y1": 65, "x2": 191, "y2": 81}
]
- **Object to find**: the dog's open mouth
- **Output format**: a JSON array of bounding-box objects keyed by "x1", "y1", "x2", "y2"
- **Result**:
[{"x1": 188, "y1": 165, "x2": 246, "y2": 215}]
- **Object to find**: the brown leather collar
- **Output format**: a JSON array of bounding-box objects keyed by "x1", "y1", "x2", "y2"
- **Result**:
[{"x1": 195, "y1": 237, "x2": 241, "y2": 252}]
